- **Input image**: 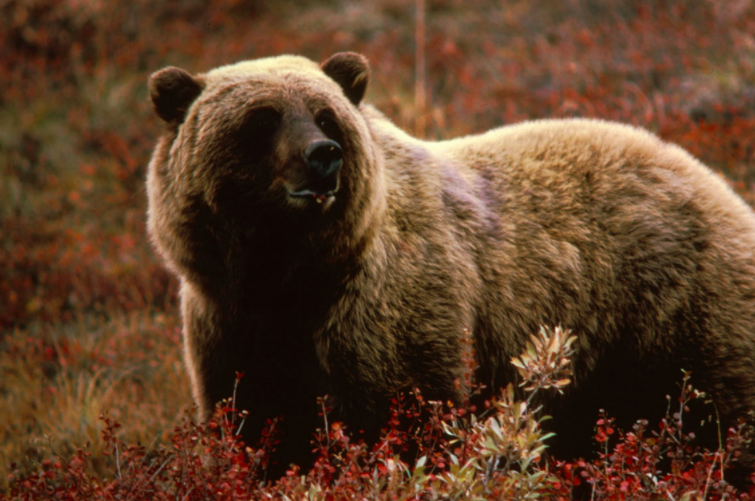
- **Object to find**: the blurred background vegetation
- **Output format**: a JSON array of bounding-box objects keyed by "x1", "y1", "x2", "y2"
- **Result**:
[{"x1": 1, "y1": 0, "x2": 754, "y2": 491}]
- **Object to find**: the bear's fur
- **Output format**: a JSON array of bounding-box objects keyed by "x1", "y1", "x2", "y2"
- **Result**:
[{"x1": 146, "y1": 52, "x2": 755, "y2": 474}]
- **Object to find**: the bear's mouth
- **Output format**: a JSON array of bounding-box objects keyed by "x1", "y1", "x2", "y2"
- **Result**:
[{"x1": 289, "y1": 189, "x2": 336, "y2": 205}]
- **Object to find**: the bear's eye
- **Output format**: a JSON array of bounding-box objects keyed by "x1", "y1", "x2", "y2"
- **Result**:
[
  {"x1": 234, "y1": 107, "x2": 281, "y2": 155},
  {"x1": 246, "y1": 107, "x2": 281, "y2": 134},
  {"x1": 316, "y1": 110, "x2": 342, "y2": 141}
]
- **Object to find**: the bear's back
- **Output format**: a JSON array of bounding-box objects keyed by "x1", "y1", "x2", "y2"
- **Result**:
[{"x1": 434, "y1": 118, "x2": 755, "y2": 274}]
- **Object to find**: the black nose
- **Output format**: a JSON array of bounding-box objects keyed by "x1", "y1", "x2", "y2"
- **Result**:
[{"x1": 304, "y1": 140, "x2": 342, "y2": 189}]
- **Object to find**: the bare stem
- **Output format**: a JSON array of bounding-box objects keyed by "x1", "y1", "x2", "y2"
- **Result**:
[{"x1": 415, "y1": 0, "x2": 426, "y2": 138}]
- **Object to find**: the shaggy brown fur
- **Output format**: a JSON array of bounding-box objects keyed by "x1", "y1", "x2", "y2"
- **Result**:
[{"x1": 146, "y1": 52, "x2": 755, "y2": 475}]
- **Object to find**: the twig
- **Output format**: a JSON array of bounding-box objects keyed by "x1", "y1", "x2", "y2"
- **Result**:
[
  {"x1": 415, "y1": 0, "x2": 426, "y2": 138},
  {"x1": 321, "y1": 396, "x2": 331, "y2": 449},
  {"x1": 115, "y1": 442, "x2": 122, "y2": 481}
]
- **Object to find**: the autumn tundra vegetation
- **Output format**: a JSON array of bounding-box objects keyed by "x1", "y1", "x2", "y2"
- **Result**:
[{"x1": 2, "y1": 1, "x2": 755, "y2": 499}]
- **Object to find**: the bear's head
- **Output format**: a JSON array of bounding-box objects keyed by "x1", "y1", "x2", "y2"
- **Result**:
[{"x1": 146, "y1": 53, "x2": 385, "y2": 284}]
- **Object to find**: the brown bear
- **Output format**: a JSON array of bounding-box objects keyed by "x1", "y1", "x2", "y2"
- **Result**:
[{"x1": 146, "y1": 52, "x2": 755, "y2": 476}]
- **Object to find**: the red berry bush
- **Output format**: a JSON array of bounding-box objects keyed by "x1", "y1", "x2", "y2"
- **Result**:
[{"x1": 5, "y1": 326, "x2": 753, "y2": 500}]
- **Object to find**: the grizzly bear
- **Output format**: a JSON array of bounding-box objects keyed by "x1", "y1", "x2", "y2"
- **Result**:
[{"x1": 146, "y1": 52, "x2": 755, "y2": 476}]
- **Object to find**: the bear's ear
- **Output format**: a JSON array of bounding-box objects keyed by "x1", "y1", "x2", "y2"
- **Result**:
[
  {"x1": 149, "y1": 67, "x2": 204, "y2": 124},
  {"x1": 321, "y1": 52, "x2": 370, "y2": 106}
]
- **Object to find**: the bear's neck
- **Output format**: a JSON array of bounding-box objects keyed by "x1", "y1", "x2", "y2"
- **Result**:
[{"x1": 195, "y1": 215, "x2": 361, "y2": 311}]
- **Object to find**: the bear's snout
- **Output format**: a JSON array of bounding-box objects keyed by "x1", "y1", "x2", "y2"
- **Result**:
[
  {"x1": 289, "y1": 139, "x2": 342, "y2": 203},
  {"x1": 304, "y1": 140, "x2": 342, "y2": 188}
]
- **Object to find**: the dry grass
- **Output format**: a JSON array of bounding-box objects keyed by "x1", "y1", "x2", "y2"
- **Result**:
[{"x1": 0, "y1": 312, "x2": 189, "y2": 489}]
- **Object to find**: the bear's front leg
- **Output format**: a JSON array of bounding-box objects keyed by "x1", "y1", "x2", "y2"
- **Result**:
[
  {"x1": 179, "y1": 281, "x2": 239, "y2": 424},
  {"x1": 180, "y1": 280, "x2": 329, "y2": 476}
]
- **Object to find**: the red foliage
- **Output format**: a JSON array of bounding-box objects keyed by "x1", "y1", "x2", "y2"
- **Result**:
[{"x1": 5, "y1": 375, "x2": 755, "y2": 500}]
